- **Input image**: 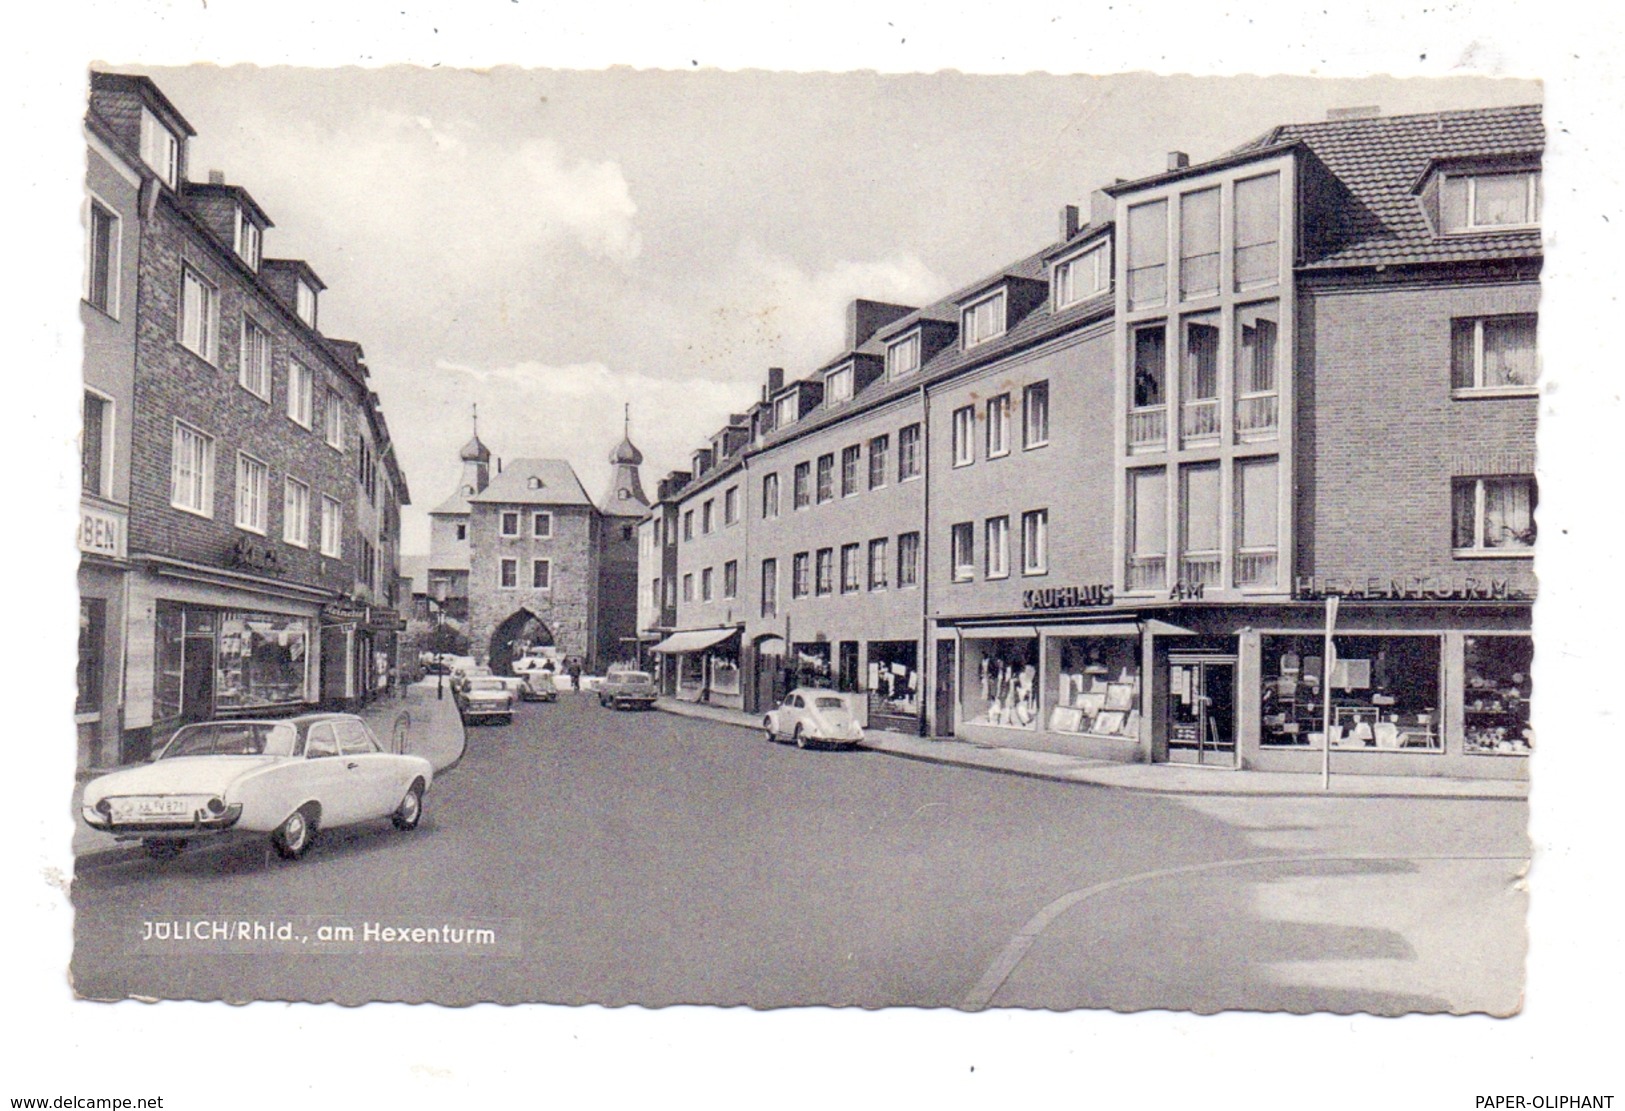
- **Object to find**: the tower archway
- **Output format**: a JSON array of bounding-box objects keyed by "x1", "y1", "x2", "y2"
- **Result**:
[{"x1": 489, "y1": 609, "x2": 554, "y2": 676}]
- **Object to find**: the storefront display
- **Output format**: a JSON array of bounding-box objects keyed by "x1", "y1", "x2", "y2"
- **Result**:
[
  {"x1": 1046, "y1": 637, "x2": 1141, "y2": 738},
  {"x1": 709, "y1": 656, "x2": 741, "y2": 697},
  {"x1": 964, "y1": 637, "x2": 1039, "y2": 729},
  {"x1": 866, "y1": 641, "x2": 920, "y2": 717},
  {"x1": 1463, "y1": 635, "x2": 1533, "y2": 755},
  {"x1": 1260, "y1": 634, "x2": 1441, "y2": 751},
  {"x1": 215, "y1": 611, "x2": 311, "y2": 710}
]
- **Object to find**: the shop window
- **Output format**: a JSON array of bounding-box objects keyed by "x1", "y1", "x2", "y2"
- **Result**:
[
  {"x1": 1234, "y1": 172, "x2": 1280, "y2": 290},
  {"x1": 1260, "y1": 634, "x2": 1442, "y2": 751},
  {"x1": 950, "y1": 522, "x2": 974, "y2": 582},
  {"x1": 1046, "y1": 637, "x2": 1141, "y2": 739},
  {"x1": 841, "y1": 445, "x2": 861, "y2": 497},
  {"x1": 153, "y1": 603, "x2": 184, "y2": 723},
  {"x1": 963, "y1": 637, "x2": 1039, "y2": 729},
  {"x1": 1451, "y1": 315, "x2": 1537, "y2": 393},
  {"x1": 1179, "y1": 187, "x2": 1220, "y2": 300},
  {"x1": 815, "y1": 548, "x2": 834, "y2": 595},
  {"x1": 1178, "y1": 463, "x2": 1220, "y2": 590},
  {"x1": 1452, "y1": 476, "x2": 1536, "y2": 555},
  {"x1": 77, "y1": 598, "x2": 105, "y2": 715},
  {"x1": 1125, "y1": 468, "x2": 1166, "y2": 592},
  {"x1": 1129, "y1": 323, "x2": 1167, "y2": 450},
  {"x1": 816, "y1": 454, "x2": 834, "y2": 503},
  {"x1": 1235, "y1": 302, "x2": 1280, "y2": 439},
  {"x1": 1464, "y1": 635, "x2": 1533, "y2": 755},
  {"x1": 1126, "y1": 199, "x2": 1168, "y2": 309},
  {"x1": 215, "y1": 611, "x2": 310, "y2": 711},
  {"x1": 867, "y1": 641, "x2": 920, "y2": 720},
  {"x1": 1180, "y1": 314, "x2": 1220, "y2": 445}
]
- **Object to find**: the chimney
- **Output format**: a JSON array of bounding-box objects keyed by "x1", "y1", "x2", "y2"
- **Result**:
[
  {"x1": 846, "y1": 299, "x2": 915, "y2": 350},
  {"x1": 1326, "y1": 105, "x2": 1381, "y2": 121},
  {"x1": 766, "y1": 367, "x2": 785, "y2": 396},
  {"x1": 208, "y1": 169, "x2": 225, "y2": 185},
  {"x1": 1167, "y1": 151, "x2": 1190, "y2": 172},
  {"x1": 1059, "y1": 204, "x2": 1081, "y2": 241},
  {"x1": 1089, "y1": 188, "x2": 1114, "y2": 227}
]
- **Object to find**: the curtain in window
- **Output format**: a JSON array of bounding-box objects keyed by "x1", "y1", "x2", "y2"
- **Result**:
[
  {"x1": 1473, "y1": 174, "x2": 1529, "y2": 226},
  {"x1": 1484, "y1": 479, "x2": 1535, "y2": 548},
  {"x1": 1483, "y1": 317, "x2": 1537, "y2": 387},
  {"x1": 1133, "y1": 328, "x2": 1166, "y2": 407},
  {"x1": 1184, "y1": 321, "x2": 1220, "y2": 399},
  {"x1": 1238, "y1": 315, "x2": 1277, "y2": 394}
]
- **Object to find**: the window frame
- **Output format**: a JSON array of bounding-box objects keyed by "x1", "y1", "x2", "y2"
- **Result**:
[
  {"x1": 178, "y1": 264, "x2": 219, "y2": 364},
  {"x1": 826, "y1": 364, "x2": 855, "y2": 406},
  {"x1": 1451, "y1": 314, "x2": 1539, "y2": 396},
  {"x1": 283, "y1": 476, "x2": 311, "y2": 548},
  {"x1": 1445, "y1": 170, "x2": 1542, "y2": 234},
  {"x1": 234, "y1": 451, "x2": 269, "y2": 535},
  {"x1": 287, "y1": 357, "x2": 314, "y2": 427},
  {"x1": 868, "y1": 537, "x2": 889, "y2": 591},
  {"x1": 724, "y1": 485, "x2": 740, "y2": 526},
  {"x1": 82, "y1": 390, "x2": 113, "y2": 498},
  {"x1": 233, "y1": 207, "x2": 262, "y2": 270},
  {"x1": 962, "y1": 289, "x2": 1008, "y2": 349},
  {"x1": 951, "y1": 405, "x2": 976, "y2": 467},
  {"x1": 887, "y1": 332, "x2": 921, "y2": 378},
  {"x1": 139, "y1": 107, "x2": 179, "y2": 189},
  {"x1": 532, "y1": 511, "x2": 553, "y2": 538},
  {"x1": 170, "y1": 420, "x2": 215, "y2": 518},
  {"x1": 950, "y1": 522, "x2": 975, "y2": 582},
  {"x1": 986, "y1": 394, "x2": 1012, "y2": 459},
  {"x1": 897, "y1": 531, "x2": 921, "y2": 588},
  {"x1": 701, "y1": 566, "x2": 714, "y2": 602},
  {"x1": 499, "y1": 557, "x2": 519, "y2": 589},
  {"x1": 723, "y1": 560, "x2": 739, "y2": 599},
  {"x1": 702, "y1": 499, "x2": 715, "y2": 534},
  {"x1": 793, "y1": 462, "x2": 812, "y2": 510},
  {"x1": 295, "y1": 279, "x2": 318, "y2": 328},
  {"x1": 760, "y1": 558, "x2": 779, "y2": 618},
  {"x1": 816, "y1": 454, "x2": 835, "y2": 504},
  {"x1": 761, "y1": 472, "x2": 781, "y2": 519},
  {"x1": 840, "y1": 543, "x2": 862, "y2": 594},
  {"x1": 815, "y1": 548, "x2": 834, "y2": 596},
  {"x1": 320, "y1": 495, "x2": 343, "y2": 558},
  {"x1": 1021, "y1": 508, "x2": 1049, "y2": 576},
  {"x1": 868, "y1": 434, "x2": 890, "y2": 490},
  {"x1": 1022, "y1": 381, "x2": 1050, "y2": 450},
  {"x1": 1054, "y1": 241, "x2": 1109, "y2": 310},
  {"x1": 792, "y1": 552, "x2": 811, "y2": 598},
  {"x1": 898, "y1": 423, "x2": 922, "y2": 481},
  {"x1": 323, "y1": 388, "x2": 345, "y2": 451},
  {"x1": 840, "y1": 445, "x2": 861, "y2": 498},
  {"x1": 1452, "y1": 475, "x2": 1537, "y2": 558},
  {"x1": 500, "y1": 511, "x2": 521, "y2": 538},
  {"x1": 84, "y1": 193, "x2": 121, "y2": 317},
  {"x1": 985, "y1": 515, "x2": 1010, "y2": 579}
]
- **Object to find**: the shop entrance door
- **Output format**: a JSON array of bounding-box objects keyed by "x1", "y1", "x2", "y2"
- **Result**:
[
  {"x1": 181, "y1": 633, "x2": 215, "y2": 723},
  {"x1": 1166, "y1": 656, "x2": 1236, "y2": 767},
  {"x1": 933, "y1": 639, "x2": 957, "y2": 738}
]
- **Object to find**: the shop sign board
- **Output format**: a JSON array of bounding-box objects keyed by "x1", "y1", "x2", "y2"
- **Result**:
[
  {"x1": 1293, "y1": 575, "x2": 1532, "y2": 602},
  {"x1": 79, "y1": 503, "x2": 126, "y2": 559},
  {"x1": 1021, "y1": 584, "x2": 1114, "y2": 610}
]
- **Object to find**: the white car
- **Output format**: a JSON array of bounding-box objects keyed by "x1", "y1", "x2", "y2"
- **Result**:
[
  {"x1": 763, "y1": 689, "x2": 865, "y2": 749},
  {"x1": 81, "y1": 714, "x2": 433, "y2": 861}
]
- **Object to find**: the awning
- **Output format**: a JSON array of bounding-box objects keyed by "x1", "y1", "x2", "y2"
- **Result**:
[
  {"x1": 754, "y1": 635, "x2": 788, "y2": 656},
  {"x1": 1036, "y1": 622, "x2": 1142, "y2": 638},
  {"x1": 1142, "y1": 618, "x2": 1197, "y2": 635},
  {"x1": 651, "y1": 627, "x2": 740, "y2": 655}
]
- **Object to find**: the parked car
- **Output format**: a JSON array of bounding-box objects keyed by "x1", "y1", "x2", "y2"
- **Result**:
[
  {"x1": 80, "y1": 714, "x2": 432, "y2": 861},
  {"x1": 521, "y1": 671, "x2": 559, "y2": 702},
  {"x1": 764, "y1": 689, "x2": 865, "y2": 749},
  {"x1": 451, "y1": 664, "x2": 492, "y2": 695},
  {"x1": 459, "y1": 677, "x2": 515, "y2": 725},
  {"x1": 598, "y1": 670, "x2": 658, "y2": 710}
]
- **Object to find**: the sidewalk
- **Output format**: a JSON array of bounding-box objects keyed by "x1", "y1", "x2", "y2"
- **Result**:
[
  {"x1": 655, "y1": 697, "x2": 1528, "y2": 801},
  {"x1": 70, "y1": 680, "x2": 467, "y2": 860}
]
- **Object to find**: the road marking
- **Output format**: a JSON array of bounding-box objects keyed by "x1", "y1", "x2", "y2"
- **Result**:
[{"x1": 960, "y1": 851, "x2": 1529, "y2": 1011}]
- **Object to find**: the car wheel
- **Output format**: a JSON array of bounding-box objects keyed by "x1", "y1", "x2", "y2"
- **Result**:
[
  {"x1": 392, "y1": 780, "x2": 424, "y2": 831},
  {"x1": 272, "y1": 804, "x2": 318, "y2": 860},
  {"x1": 794, "y1": 724, "x2": 808, "y2": 749},
  {"x1": 143, "y1": 838, "x2": 186, "y2": 860},
  {"x1": 763, "y1": 718, "x2": 776, "y2": 743}
]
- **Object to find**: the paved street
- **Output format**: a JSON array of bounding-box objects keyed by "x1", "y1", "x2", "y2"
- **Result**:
[{"x1": 71, "y1": 692, "x2": 1527, "y2": 1012}]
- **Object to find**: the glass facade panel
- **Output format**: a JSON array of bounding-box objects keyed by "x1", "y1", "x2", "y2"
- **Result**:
[
  {"x1": 215, "y1": 612, "x2": 310, "y2": 711},
  {"x1": 1127, "y1": 200, "x2": 1168, "y2": 309},
  {"x1": 962, "y1": 637, "x2": 1039, "y2": 730},
  {"x1": 1046, "y1": 637, "x2": 1141, "y2": 738},
  {"x1": 1126, "y1": 469, "x2": 1167, "y2": 591},
  {"x1": 1260, "y1": 634, "x2": 1441, "y2": 750},
  {"x1": 1179, "y1": 188, "x2": 1220, "y2": 299},
  {"x1": 1233, "y1": 173, "x2": 1280, "y2": 290},
  {"x1": 1234, "y1": 457, "x2": 1279, "y2": 587},
  {"x1": 1179, "y1": 462, "x2": 1221, "y2": 588},
  {"x1": 1463, "y1": 635, "x2": 1533, "y2": 755}
]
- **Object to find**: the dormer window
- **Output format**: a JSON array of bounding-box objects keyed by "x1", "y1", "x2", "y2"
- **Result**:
[
  {"x1": 296, "y1": 279, "x2": 318, "y2": 328},
  {"x1": 139, "y1": 107, "x2": 179, "y2": 189},
  {"x1": 962, "y1": 290, "x2": 1007, "y2": 349},
  {"x1": 1442, "y1": 169, "x2": 1541, "y2": 232},
  {"x1": 527, "y1": 476, "x2": 544, "y2": 490},
  {"x1": 233, "y1": 208, "x2": 261, "y2": 270},
  {"x1": 826, "y1": 365, "x2": 854, "y2": 406},
  {"x1": 887, "y1": 332, "x2": 921, "y2": 378},
  {"x1": 1054, "y1": 242, "x2": 1110, "y2": 310},
  {"x1": 774, "y1": 393, "x2": 798, "y2": 429}
]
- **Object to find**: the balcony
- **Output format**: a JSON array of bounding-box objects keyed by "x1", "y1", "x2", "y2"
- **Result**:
[
  {"x1": 1124, "y1": 555, "x2": 1166, "y2": 593},
  {"x1": 1180, "y1": 398, "x2": 1220, "y2": 445},
  {"x1": 1235, "y1": 393, "x2": 1279, "y2": 441},
  {"x1": 1234, "y1": 547, "x2": 1279, "y2": 588},
  {"x1": 1127, "y1": 407, "x2": 1167, "y2": 453},
  {"x1": 1178, "y1": 553, "x2": 1221, "y2": 590}
]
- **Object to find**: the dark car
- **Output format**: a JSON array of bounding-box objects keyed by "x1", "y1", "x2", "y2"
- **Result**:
[{"x1": 598, "y1": 670, "x2": 658, "y2": 710}]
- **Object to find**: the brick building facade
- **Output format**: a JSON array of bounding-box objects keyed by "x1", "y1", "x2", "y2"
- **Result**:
[{"x1": 646, "y1": 103, "x2": 1540, "y2": 781}]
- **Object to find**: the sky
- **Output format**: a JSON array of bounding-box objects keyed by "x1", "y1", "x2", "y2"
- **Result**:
[{"x1": 123, "y1": 66, "x2": 1541, "y2": 553}]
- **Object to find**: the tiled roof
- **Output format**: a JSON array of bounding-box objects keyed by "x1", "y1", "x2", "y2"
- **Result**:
[
  {"x1": 430, "y1": 488, "x2": 476, "y2": 516},
  {"x1": 469, "y1": 459, "x2": 593, "y2": 508},
  {"x1": 1248, "y1": 105, "x2": 1544, "y2": 268}
]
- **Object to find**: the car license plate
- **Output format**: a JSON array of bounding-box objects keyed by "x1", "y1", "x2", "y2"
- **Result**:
[{"x1": 110, "y1": 797, "x2": 193, "y2": 822}]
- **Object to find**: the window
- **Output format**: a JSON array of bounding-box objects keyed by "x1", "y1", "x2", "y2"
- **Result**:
[
  {"x1": 170, "y1": 421, "x2": 214, "y2": 516},
  {"x1": 897, "y1": 531, "x2": 920, "y2": 588},
  {"x1": 235, "y1": 453, "x2": 269, "y2": 534},
  {"x1": 792, "y1": 552, "x2": 811, "y2": 598},
  {"x1": 1021, "y1": 509, "x2": 1048, "y2": 575},
  {"x1": 1234, "y1": 173, "x2": 1281, "y2": 290},
  {"x1": 237, "y1": 318, "x2": 269, "y2": 401},
  {"x1": 683, "y1": 510, "x2": 694, "y2": 540},
  {"x1": 650, "y1": 578, "x2": 661, "y2": 610},
  {"x1": 699, "y1": 567, "x2": 714, "y2": 601},
  {"x1": 868, "y1": 435, "x2": 890, "y2": 489},
  {"x1": 762, "y1": 473, "x2": 780, "y2": 518},
  {"x1": 868, "y1": 538, "x2": 889, "y2": 590},
  {"x1": 85, "y1": 198, "x2": 119, "y2": 315},
  {"x1": 1055, "y1": 242, "x2": 1108, "y2": 309},
  {"x1": 986, "y1": 394, "x2": 1011, "y2": 458},
  {"x1": 139, "y1": 107, "x2": 178, "y2": 188},
  {"x1": 320, "y1": 495, "x2": 342, "y2": 557},
  {"x1": 1443, "y1": 170, "x2": 1541, "y2": 232},
  {"x1": 234, "y1": 208, "x2": 261, "y2": 270},
  {"x1": 296, "y1": 280, "x2": 318, "y2": 328},
  {"x1": 501, "y1": 511, "x2": 520, "y2": 537},
  {"x1": 1022, "y1": 382, "x2": 1049, "y2": 449},
  {"x1": 1234, "y1": 457, "x2": 1279, "y2": 587},
  {"x1": 827, "y1": 365, "x2": 854, "y2": 405},
  {"x1": 775, "y1": 393, "x2": 798, "y2": 429},
  {"x1": 283, "y1": 477, "x2": 310, "y2": 547},
  {"x1": 702, "y1": 499, "x2": 715, "y2": 534},
  {"x1": 287, "y1": 358, "x2": 313, "y2": 427},
  {"x1": 962, "y1": 290, "x2": 1007, "y2": 348},
  {"x1": 1453, "y1": 476, "x2": 1537, "y2": 555},
  {"x1": 888, "y1": 333, "x2": 921, "y2": 378},
  {"x1": 324, "y1": 388, "x2": 345, "y2": 449},
  {"x1": 1179, "y1": 188, "x2": 1221, "y2": 300},
  {"x1": 1452, "y1": 315, "x2": 1538, "y2": 392},
  {"x1": 724, "y1": 486, "x2": 740, "y2": 525},
  {"x1": 985, "y1": 516, "x2": 1010, "y2": 579},
  {"x1": 761, "y1": 559, "x2": 779, "y2": 618},
  {"x1": 898, "y1": 423, "x2": 922, "y2": 480},
  {"x1": 1179, "y1": 463, "x2": 1221, "y2": 589},
  {"x1": 952, "y1": 405, "x2": 976, "y2": 466},
  {"x1": 1125, "y1": 468, "x2": 1167, "y2": 592},
  {"x1": 1181, "y1": 315, "x2": 1221, "y2": 444},
  {"x1": 530, "y1": 559, "x2": 551, "y2": 590},
  {"x1": 816, "y1": 454, "x2": 835, "y2": 503},
  {"x1": 682, "y1": 573, "x2": 694, "y2": 601},
  {"x1": 950, "y1": 522, "x2": 974, "y2": 582},
  {"x1": 179, "y1": 265, "x2": 218, "y2": 363},
  {"x1": 841, "y1": 543, "x2": 861, "y2": 593},
  {"x1": 1127, "y1": 199, "x2": 1169, "y2": 309},
  {"x1": 455, "y1": 522, "x2": 467, "y2": 541},
  {"x1": 1235, "y1": 302, "x2": 1280, "y2": 438},
  {"x1": 78, "y1": 598, "x2": 105, "y2": 716},
  {"x1": 500, "y1": 558, "x2": 518, "y2": 588},
  {"x1": 841, "y1": 445, "x2": 861, "y2": 497},
  {"x1": 1129, "y1": 322, "x2": 1167, "y2": 450},
  {"x1": 723, "y1": 560, "x2": 738, "y2": 599},
  {"x1": 793, "y1": 462, "x2": 812, "y2": 509},
  {"x1": 82, "y1": 392, "x2": 110, "y2": 496},
  {"x1": 815, "y1": 548, "x2": 834, "y2": 596}
]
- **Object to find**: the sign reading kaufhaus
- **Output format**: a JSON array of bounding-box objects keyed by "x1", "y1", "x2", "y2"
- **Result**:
[
  {"x1": 1292, "y1": 575, "x2": 1534, "y2": 602},
  {"x1": 1022, "y1": 584, "x2": 1115, "y2": 610}
]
